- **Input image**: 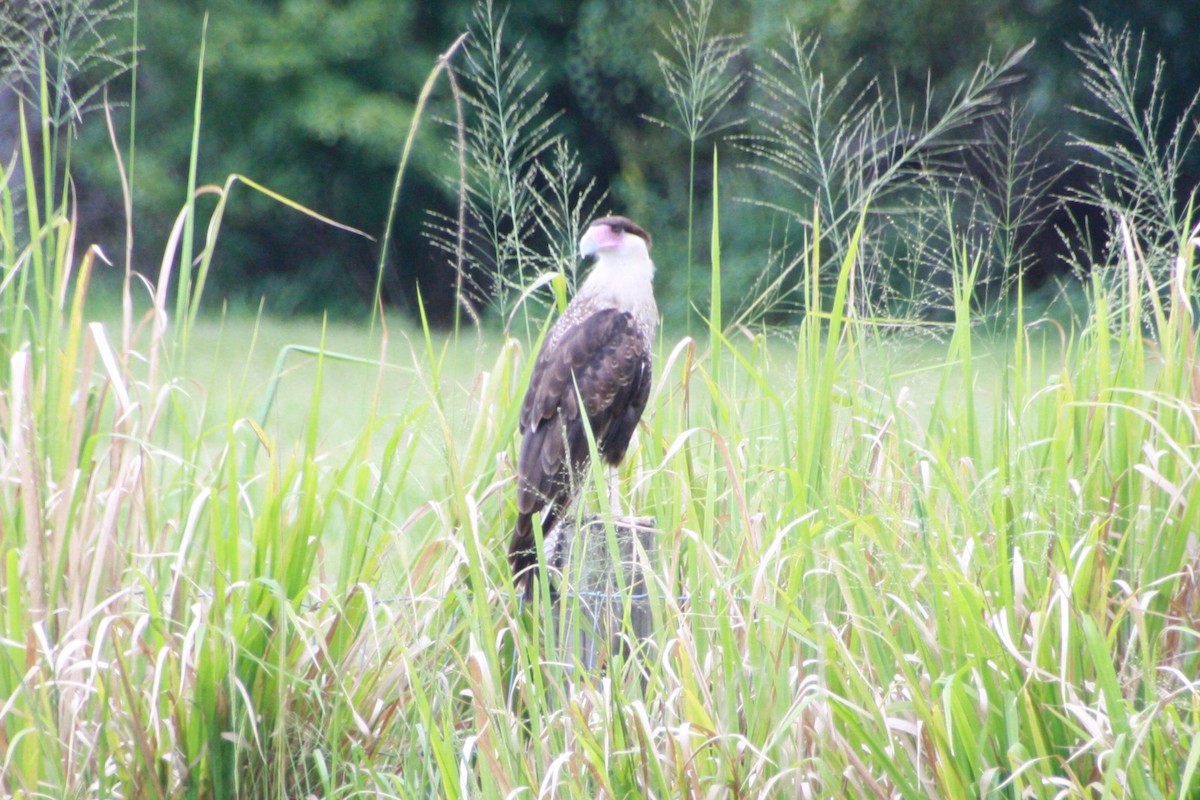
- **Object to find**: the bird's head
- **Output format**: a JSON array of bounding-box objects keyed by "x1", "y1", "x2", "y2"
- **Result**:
[
  {"x1": 575, "y1": 215, "x2": 657, "y2": 317},
  {"x1": 579, "y1": 216, "x2": 652, "y2": 261}
]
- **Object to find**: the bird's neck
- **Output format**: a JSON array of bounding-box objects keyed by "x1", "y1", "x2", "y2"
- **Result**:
[{"x1": 578, "y1": 252, "x2": 658, "y2": 331}]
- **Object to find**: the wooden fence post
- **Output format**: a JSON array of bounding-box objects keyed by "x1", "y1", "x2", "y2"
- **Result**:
[{"x1": 551, "y1": 515, "x2": 656, "y2": 670}]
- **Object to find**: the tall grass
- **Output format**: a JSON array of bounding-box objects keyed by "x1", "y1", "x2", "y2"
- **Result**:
[
  {"x1": 425, "y1": 0, "x2": 606, "y2": 334},
  {"x1": 738, "y1": 29, "x2": 1037, "y2": 326},
  {"x1": 652, "y1": 0, "x2": 744, "y2": 330},
  {"x1": 1067, "y1": 14, "x2": 1200, "y2": 296},
  {"x1": 2, "y1": 4, "x2": 1200, "y2": 799}
]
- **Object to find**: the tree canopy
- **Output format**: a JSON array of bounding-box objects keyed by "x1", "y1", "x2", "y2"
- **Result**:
[{"x1": 18, "y1": 0, "x2": 1200, "y2": 321}]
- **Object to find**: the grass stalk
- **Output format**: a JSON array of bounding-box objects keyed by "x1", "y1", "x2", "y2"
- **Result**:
[
  {"x1": 708, "y1": 145, "x2": 721, "y2": 388},
  {"x1": 375, "y1": 32, "x2": 468, "y2": 333},
  {"x1": 173, "y1": 12, "x2": 207, "y2": 362}
]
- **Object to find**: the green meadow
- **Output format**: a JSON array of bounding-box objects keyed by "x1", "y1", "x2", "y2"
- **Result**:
[{"x1": 6, "y1": 232, "x2": 1200, "y2": 797}]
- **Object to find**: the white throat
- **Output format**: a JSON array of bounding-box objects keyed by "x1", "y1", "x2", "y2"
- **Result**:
[{"x1": 578, "y1": 250, "x2": 658, "y2": 329}]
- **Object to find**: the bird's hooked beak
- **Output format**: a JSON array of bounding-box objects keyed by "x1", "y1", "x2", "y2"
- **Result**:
[{"x1": 579, "y1": 230, "x2": 599, "y2": 259}]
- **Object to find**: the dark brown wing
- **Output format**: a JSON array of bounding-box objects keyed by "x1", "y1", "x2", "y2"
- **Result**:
[{"x1": 509, "y1": 307, "x2": 652, "y2": 591}]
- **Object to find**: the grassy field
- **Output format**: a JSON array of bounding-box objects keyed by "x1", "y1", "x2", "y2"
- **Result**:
[{"x1": 6, "y1": 237, "x2": 1200, "y2": 798}]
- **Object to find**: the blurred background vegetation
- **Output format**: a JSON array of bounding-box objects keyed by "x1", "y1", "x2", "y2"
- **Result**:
[{"x1": 4, "y1": 0, "x2": 1198, "y2": 323}]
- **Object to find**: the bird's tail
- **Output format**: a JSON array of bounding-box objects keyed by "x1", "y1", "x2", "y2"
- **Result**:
[
  {"x1": 508, "y1": 506, "x2": 561, "y2": 601},
  {"x1": 508, "y1": 512, "x2": 537, "y2": 600}
]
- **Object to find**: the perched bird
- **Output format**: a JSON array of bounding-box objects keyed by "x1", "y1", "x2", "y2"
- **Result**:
[{"x1": 509, "y1": 216, "x2": 658, "y2": 598}]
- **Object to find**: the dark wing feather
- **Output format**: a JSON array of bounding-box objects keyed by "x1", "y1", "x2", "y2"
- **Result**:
[
  {"x1": 509, "y1": 307, "x2": 652, "y2": 591},
  {"x1": 597, "y1": 348, "x2": 652, "y2": 465}
]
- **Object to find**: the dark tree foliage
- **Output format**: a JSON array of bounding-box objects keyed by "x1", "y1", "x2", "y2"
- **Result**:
[
  {"x1": 71, "y1": 0, "x2": 454, "y2": 315},
  {"x1": 39, "y1": 0, "x2": 1200, "y2": 320}
]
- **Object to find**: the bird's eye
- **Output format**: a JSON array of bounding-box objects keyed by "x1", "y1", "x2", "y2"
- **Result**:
[{"x1": 610, "y1": 223, "x2": 625, "y2": 234}]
